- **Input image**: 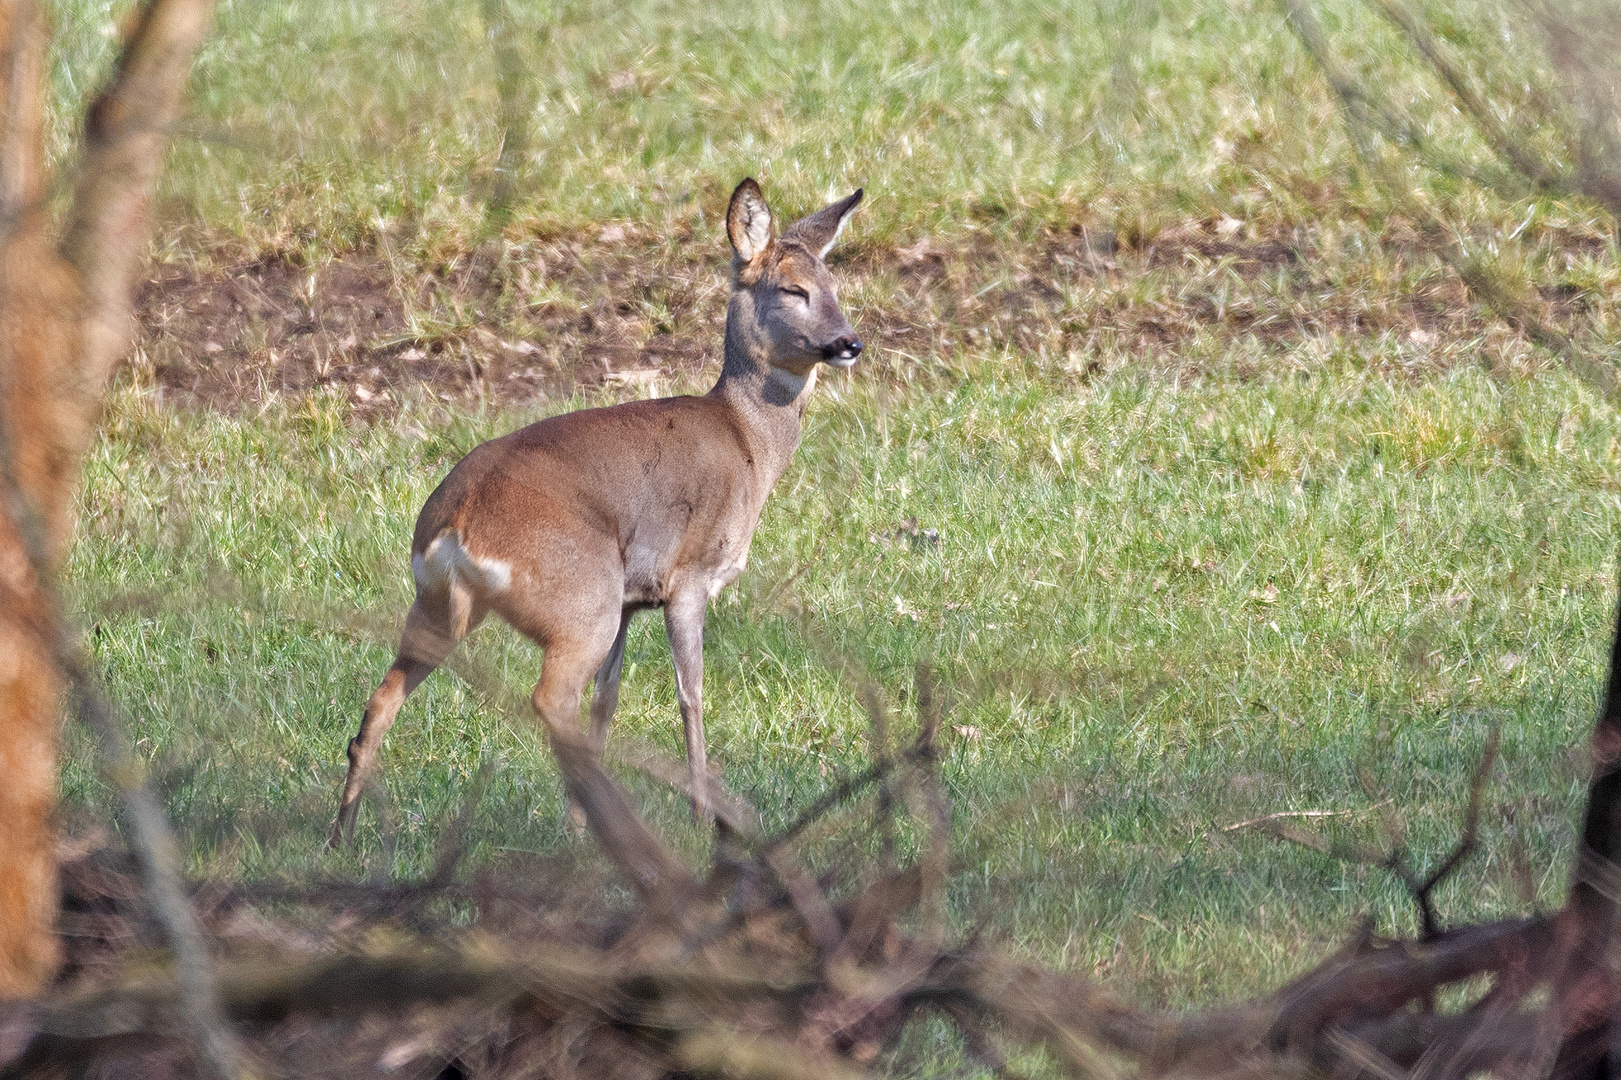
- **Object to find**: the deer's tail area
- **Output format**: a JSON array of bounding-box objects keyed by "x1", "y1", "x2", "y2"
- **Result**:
[{"x1": 411, "y1": 529, "x2": 512, "y2": 640}]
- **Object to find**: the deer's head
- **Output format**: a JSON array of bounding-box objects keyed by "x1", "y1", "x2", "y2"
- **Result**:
[{"x1": 724, "y1": 178, "x2": 863, "y2": 381}]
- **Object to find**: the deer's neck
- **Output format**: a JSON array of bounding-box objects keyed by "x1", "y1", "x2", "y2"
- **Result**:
[{"x1": 709, "y1": 300, "x2": 815, "y2": 482}]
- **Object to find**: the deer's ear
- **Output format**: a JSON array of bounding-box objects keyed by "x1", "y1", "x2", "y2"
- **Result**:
[
  {"x1": 784, "y1": 188, "x2": 864, "y2": 258},
  {"x1": 727, "y1": 178, "x2": 774, "y2": 264}
]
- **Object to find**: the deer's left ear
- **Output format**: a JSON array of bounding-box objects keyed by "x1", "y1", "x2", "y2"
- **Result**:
[{"x1": 783, "y1": 188, "x2": 864, "y2": 258}]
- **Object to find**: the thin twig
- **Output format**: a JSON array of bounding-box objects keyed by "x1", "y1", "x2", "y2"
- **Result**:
[
  {"x1": 610, "y1": 741, "x2": 845, "y2": 953},
  {"x1": 1280, "y1": 0, "x2": 1621, "y2": 399},
  {"x1": 61, "y1": 655, "x2": 255, "y2": 1080},
  {"x1": 1364, "y1": 0, "x2": 1566, "y2": 191},
  {"x1": 1223, "y1": 800, "x2": 1393, "y2": 832},
  {"x1": 862, "y1": 681, "x2": 898, "y2": 874},
  {"x1": 911, "y1": 662, "x2": 950, "y2": 947},
  {"x1": 435, "y1": 646, "x2": 700, "y2": 905},
  {"x1": 1326, "y1": 1028, "x2": 1414, "y2": 1080},
  {"x1": 427, "y1": 757, "x2": 497, "y2": 888},
  {"x1": 1413, "y1": 724, "x2": 1502, "y2": 937},
  {"x1": 758, "y1": 758, "x2": 898, "y2": 853},
  {"x1": 1277, "y1": 0, "x2": 1502, "y2": 189}
]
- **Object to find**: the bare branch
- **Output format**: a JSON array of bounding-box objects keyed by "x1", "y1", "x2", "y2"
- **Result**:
[
  {"x1": 434, "y1": 647, "x2": 700, "y2": 907},
  {"x1": 1454, "y1": 257, "x2": 1618, "y2": 397},
  {"x1": 1276, "y1": 0, "x2": 1503, "y2": 190},
  {"x1": 1412, "y1": 724, "x2": 1501, "y2": 937},
  {"x1": 1523, "y1": 0, "x2": 1621, "y2": 222},
  {"x1": 1364, "y1": 0, "x2": 1569, "y2": 193},
  {"x1": 0, "y1": 0, "x2": 216, "y2": 1004},
  {"x1": 0, "y1": 514, "x2": 57, "y2": 998},
  {"x1": 1560, "y1": 547, "x2": 1621, "y2": 1049},
  {"x1": 612, "y1": 741, "x2": 844, "y2": 953},
  {"x1": 1223, "y1": 802, "x2": 1391, "y2": 832},
  {"x1": 759, "y1": 757, "x2": 898, "y2": 853},
  {"x1": 1324, "y1": 1028, "x2": 1412, "y2": 1080},
  {"x1": 938, "y1": 1000, "x2": 1038, "y2": 1080},
  {"x1": 57, "y1": 0, "x2": 215, "y2": 455},
  {"x1": 911, "y1": 663, "x2": 950, "y2": 947},
  {"x1": 62, "y1": 656, "x2": 255, "y2": 1080},
  {"x1": 1245, "y1": 817, "x2": 1388, "y2": 866},
  {"x1": 613, "y1": 743, "x2": 762, "y2": 841},
  {"x1": 1279, "y1": 0, "x2": 1621, "y2": 397},
  {"x1": 544, "y1": 725, "x2": 701, "y2": 906},
  {"x1": 674, "y1": 1029, "x2": 870, "y2": 1080},
  {"x1": 426, "y1": 758, "x2": 497, "y2": 888},
  {"x1": 860, "y1": 680, "x2": 898, "y2": 874},
  {"x1": 1243, "y1": 728, "x2": 1502, "y2": 938},
  {"x1": 1575, "y1": 550, "x2": 1621, "y2": 902},
  {"x1": 0, "y1": 3, "x2": 82, "y2": 561},
  {"x1": 31, "y1": 578, "x2": 1618, "y2": 1078},
  {"x1": 0, "y1": 0, "x2": 45, "y2": 219}
]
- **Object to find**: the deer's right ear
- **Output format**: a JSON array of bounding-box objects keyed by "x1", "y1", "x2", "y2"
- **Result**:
[{"x1": 727, "y1": 178, "x2": 774, "y2": 264}]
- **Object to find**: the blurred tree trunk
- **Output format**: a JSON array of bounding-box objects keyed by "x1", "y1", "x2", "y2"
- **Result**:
[{"x1": 0, "y1": 0, "x2": 214, "y2": 999}]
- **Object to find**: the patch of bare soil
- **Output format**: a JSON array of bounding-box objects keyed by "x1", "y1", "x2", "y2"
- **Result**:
[
  {"x1": 130, "y1": 216, "x2": 1598, "y2": 416},
  {"x1": 134, "y1": 233, "x2": 729, "y2": 415}
]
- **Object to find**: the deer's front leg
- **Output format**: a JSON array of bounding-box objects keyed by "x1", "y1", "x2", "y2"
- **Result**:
[{"x1": 664, "y1": 591, "x2": 711, "y2": 824}]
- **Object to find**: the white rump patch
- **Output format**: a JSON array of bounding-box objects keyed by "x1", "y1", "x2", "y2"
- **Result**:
[{"x1": 413, "y1": 531, "x2": 512, "y2": 596}]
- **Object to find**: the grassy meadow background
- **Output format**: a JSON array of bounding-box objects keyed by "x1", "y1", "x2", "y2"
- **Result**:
[{"x1": 49, "y1": 0, "x2": 1621, "y2": 1019}]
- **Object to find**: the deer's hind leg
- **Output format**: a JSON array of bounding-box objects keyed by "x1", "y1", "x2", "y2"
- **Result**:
[
  {"x1": 506, "y1": 596, "x2": 624, "y2": 834},
  {"x1": 587, "y1": 609, "x2": 635, "y2": 755},
  {"x1": 329, "y1": 594, "x2": 485, "y2": 849}
]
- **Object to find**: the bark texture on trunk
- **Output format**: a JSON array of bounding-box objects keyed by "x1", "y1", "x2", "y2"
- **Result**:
[
  {"x1": 0, "y1": 509, "x2": 58, "y2": 996},
  {"x1": 0, "y1": 0, "x2": 214, "y2": 1000}
]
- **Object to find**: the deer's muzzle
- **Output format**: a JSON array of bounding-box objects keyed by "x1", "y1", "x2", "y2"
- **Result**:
[{"x1": 822, "y1": 336, "x2": 862, "y2": 366}]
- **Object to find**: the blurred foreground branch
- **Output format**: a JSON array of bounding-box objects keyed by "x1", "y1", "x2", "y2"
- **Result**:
[
  {"x1": 6, "y1": 569, "x2": 1621, "y2": 1078},
  {"x1": 62, "y1": 657, "x2": 251, "y2": 1080},
  {"x1": 1287, "y1": 0, "x2": 1621, "y2": 220},
  {"x1": 1281, "y1": 0, "x2": 1621, "y2": 397},
  {"x1": 478, "y1": 0, "x2": 540, "y2": 232},
  {"x1": 1237, "y1": 726, "x2": 1499, "y2": 937}
]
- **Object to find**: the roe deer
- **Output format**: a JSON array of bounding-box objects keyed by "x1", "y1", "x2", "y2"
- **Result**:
[{"x1": 329, "y1": 178, "x2": 863, "y2": 847}]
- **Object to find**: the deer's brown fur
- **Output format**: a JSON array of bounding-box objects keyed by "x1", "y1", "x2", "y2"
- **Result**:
[{"x1": 330, "y1": 179, "x2": 863, "y2": 844}]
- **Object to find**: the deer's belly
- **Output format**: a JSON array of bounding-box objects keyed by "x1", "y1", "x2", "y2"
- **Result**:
[
  {"x1": 620, "y1": 542, "x2": 747, "y2": 607},
  {"x1": 705, "y1": 558, "x2": 746, "y2": 598}
]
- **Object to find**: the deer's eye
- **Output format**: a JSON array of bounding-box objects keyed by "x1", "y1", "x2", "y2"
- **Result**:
[{"x1": 780, "y1": 285, "x2": 810, "y2": 301}]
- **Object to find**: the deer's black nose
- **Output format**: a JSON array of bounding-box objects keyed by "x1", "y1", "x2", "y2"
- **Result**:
[{"x1": 822, "y1": 336, "x2": 862, "y2": 362}]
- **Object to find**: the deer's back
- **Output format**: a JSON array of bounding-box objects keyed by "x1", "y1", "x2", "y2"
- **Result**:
[{"x1": 412, "y1": 395, "x2": 771, "y2": 603}]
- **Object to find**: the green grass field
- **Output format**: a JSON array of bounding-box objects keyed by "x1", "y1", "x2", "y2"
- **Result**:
[{"x1": 52, "y1": 0, "x2": 1621, "y2": 1024}]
